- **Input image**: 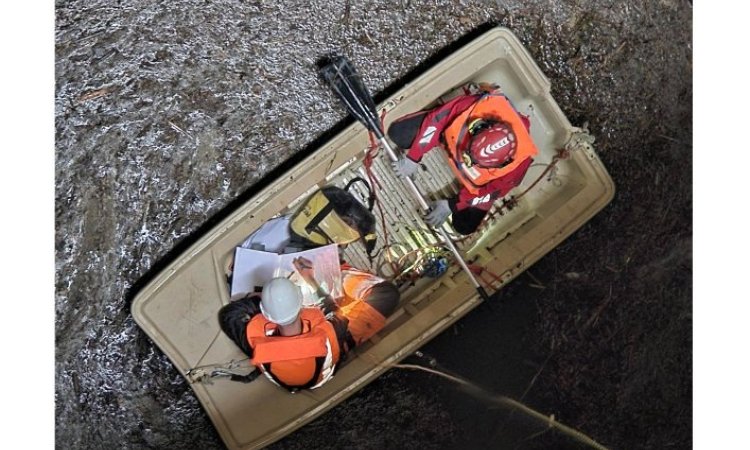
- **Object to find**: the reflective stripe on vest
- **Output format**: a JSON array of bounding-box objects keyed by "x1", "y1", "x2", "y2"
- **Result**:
[
  {"x1": 341, "y1": 268, "x2": 385, "y2": 301},
  {"x1": 338, "y1": 268, "x2": 388, "y2": 345},
  {"x1": 444, "y1": 94, "x2": 538, "y2": 194}
]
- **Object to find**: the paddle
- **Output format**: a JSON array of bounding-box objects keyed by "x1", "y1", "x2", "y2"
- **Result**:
[{"x1": 319, "y1": 56, "x2": 490, "y2": 301}]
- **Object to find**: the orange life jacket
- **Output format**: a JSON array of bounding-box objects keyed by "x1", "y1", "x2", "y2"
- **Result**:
[
  {"x1": 246, "y1": 308, "x2": 340, "y2": 390},
  {"x1": 443, "y1": 94, "x2": 539, "y2": 195},
  {"x1": 339, "y1": 268, "x2": 385, "y2": 306},
  {"x1": 338, "y1": 268, "x2": 388, "y2": 345}
]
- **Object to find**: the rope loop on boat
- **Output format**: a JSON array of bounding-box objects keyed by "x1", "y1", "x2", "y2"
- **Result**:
[{"x1": 185, "y1": 358, "x2": 256, "y2": 385}]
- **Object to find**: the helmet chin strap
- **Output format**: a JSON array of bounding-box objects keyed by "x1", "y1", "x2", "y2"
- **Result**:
[{"x1": 467, "y1": 118, "x2": 495, "y2": 135}]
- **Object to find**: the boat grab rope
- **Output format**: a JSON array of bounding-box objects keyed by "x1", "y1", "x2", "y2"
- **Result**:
[
  {"x1": 454, "y1": 144, "x2": 574, "y2": 247},
  {"x1": 184, "y1": 358, "x2": 259, "y2": 385},
  {"x1": 513, "y1": 146, "x2": 571, "y2": 203}
]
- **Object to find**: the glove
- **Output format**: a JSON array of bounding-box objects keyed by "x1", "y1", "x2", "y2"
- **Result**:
[
  {"x1": 424, "y1": 199, "x2": 451, "y2": 227},
  {"x1": 391, "y1": 157, "x2": 419, "y2": 178}
]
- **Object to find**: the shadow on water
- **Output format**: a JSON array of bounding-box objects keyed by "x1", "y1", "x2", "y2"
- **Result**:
[{"x1": 397, "y1": 280, "x2": 599, "y2": 450}]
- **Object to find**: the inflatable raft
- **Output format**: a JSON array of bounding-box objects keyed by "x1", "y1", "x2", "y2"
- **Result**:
[{"x1": 131, "y1": 27, "x2": 614, "y2": 449}]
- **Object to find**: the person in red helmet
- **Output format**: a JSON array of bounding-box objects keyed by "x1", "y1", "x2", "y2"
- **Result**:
[{"x1": 387, "y1": 85, "x2": 539, "y2": 235}]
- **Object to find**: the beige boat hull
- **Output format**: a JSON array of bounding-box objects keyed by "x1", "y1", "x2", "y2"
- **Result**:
[{"x1": 131, "y1": 27, "x2": 614, "y2": 449}]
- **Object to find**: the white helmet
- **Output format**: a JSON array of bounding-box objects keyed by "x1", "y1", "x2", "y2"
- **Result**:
[{"x1": 260, "y1": 277, "x2": 303, "y2": 326}]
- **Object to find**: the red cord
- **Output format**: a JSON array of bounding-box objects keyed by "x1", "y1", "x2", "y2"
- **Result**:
[{"x1": 468, "y1": 264, "x2": 505, "y2": 291}]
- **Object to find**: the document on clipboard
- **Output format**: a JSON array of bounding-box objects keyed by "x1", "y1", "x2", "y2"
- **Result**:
[{"x1": 230, "y1": 243, "x2": 342, "y2": 306}]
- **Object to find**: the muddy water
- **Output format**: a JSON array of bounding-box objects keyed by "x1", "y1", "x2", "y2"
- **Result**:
[{"x1": 56, "y1": 1, "x2": 692, "y2": 448}]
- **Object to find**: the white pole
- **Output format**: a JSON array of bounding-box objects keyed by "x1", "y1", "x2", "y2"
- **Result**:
[{"x1": 377, "y1": 137, "x2": 487, "y2": 296}]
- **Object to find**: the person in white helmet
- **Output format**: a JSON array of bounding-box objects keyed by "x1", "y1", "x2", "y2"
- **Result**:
[
  {"x1": 219, "y1": 257, "x2": 398, "y2": 391},
  {"x1": 218, "y1": 271, "x2": 343, "y2": 391}
]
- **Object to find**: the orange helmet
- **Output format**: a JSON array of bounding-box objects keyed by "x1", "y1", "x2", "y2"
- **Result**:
[{"x1": 467, "y1": 121, "x2": 517, "y2": 168}]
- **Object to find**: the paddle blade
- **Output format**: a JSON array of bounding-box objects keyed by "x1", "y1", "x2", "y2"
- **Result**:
[{"x1": 319, "y1": 56, "x2": 384, "y2": 139}]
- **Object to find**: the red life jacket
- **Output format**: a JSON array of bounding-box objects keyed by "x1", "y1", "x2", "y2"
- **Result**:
[
  {"x1": 246, "y1": 308, "x2": 340, "y2": 390},
  {"x1": 443, "y1": 94, "x2": 538, "y2": 195}
]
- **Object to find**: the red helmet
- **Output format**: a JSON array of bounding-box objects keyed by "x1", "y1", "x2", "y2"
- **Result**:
[{"x1": 467, "y1": 121, "x2": 517, "y2": 168}]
